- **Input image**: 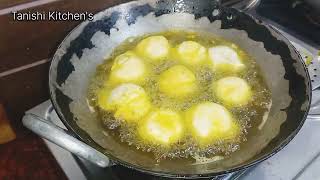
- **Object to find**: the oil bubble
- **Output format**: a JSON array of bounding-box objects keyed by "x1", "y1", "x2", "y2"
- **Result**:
[{"x1": 87, "y1": 30, "x2": 272, "y2": 161}]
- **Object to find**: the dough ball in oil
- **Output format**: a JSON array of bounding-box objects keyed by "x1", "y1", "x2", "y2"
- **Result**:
[
  {"x1": 97, "y1": 83, "x2": 151, "y2": 122},
  {"x1": 175, "y1": 41, "x2": 207, "y2": 65},
  {"x1": 138, "y1": 109, "x2": 184, "y2": 145},
  {"x1": 208, "y1": 46, "x2": 245, "y2": 72},
  {"x1": 109, "y1": 51, "x2": 147, "y2": 85},
  {"x1": 186, "y1": 102, "x2": 240, "y2": 146},
  {"x1": 158, "y1": 65, "x2": 197, "y2": 98},
  {"x1": 213, "y1": 77, "x2": 252, "y2": 107},
  {"x1": 135, "y1": 36, "x2": 170, "y2": 61}
]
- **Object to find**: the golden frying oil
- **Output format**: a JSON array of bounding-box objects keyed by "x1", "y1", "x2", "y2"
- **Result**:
[{"x1": 88, "y1": 30, "x2": 272, "y2": 161}]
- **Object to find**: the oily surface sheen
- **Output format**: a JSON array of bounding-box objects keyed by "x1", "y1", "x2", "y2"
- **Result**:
[{"x1": 88, "y1": 30, "x2": 272, "y2": 161}]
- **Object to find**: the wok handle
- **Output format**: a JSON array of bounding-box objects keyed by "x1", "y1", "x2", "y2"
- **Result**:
[{"x1": 22, "y1": 113, "x2": 111, "y2": 168}]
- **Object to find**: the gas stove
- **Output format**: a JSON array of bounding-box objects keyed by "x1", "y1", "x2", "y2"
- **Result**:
[
  {"x1": 26, "y1": 33, "x2": 320, "y2": 180},
  {"x1": 25, "y1": 1, "x2": 320, "y2": 179}
]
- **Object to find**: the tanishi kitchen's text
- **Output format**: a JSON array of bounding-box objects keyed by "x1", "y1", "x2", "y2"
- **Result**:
[{"x1": 12, "y1": 11, "x2": 94, "y2": 21}]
